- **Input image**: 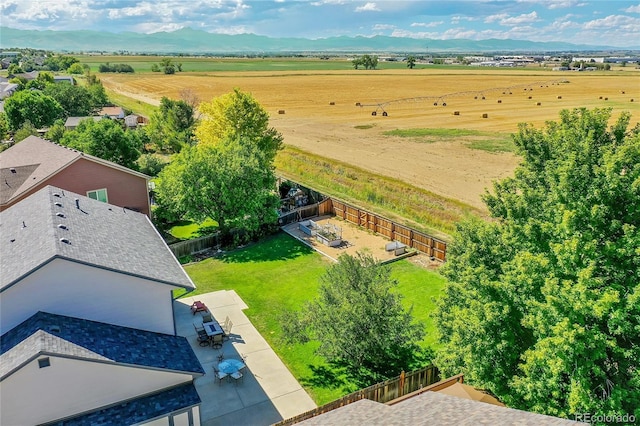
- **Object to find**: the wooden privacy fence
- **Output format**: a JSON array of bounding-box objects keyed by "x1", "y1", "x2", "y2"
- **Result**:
[
  {"x1": 273, "y1": 365, "x2": 440, "y2": 426},
  {"x1": 168, "y1": 234, "x2": 218, "y2": 258},
  {"x1": 278, "y1": 200, "x2": 333, "y2": 226},
  {"x1": 326, "y1": 199, "x2": 447, "y2": 261}
]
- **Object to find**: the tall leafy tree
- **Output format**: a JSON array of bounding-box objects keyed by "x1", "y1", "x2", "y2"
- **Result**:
[
  {"x1": 3, "y1": 90, "x2": 63, "y2": 130},
  {"x1": 195, "y1": 89, "x2": 283, "y2": 165},
  {"x1": 43, "y1": 83, "x2": 99, "y2": 117},
  {"x1": 146, "y1": 96, "x2": 196, "y2": 153},
  {"x1": 155, "y1": 137, "x2": 279, "y2": 241},
  {"x1": 59, "y1": 118, "x2": 143, "y2": 170},
  {"x1": 283, "y1": 252, "x2": 426, "y2": 387},
  {"x1": 434, "y1": 108, "x2": 640, "y2": 419},
  {"x1": 406, "y1": 56, "x2": 416, "y2": 69}
]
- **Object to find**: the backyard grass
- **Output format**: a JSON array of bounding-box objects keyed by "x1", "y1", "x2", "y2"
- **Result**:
[
  {"x1": 169, "y1": 218, "x2": 218, "y2": 240},
  {"x1": 182, "y1": 231, "x2": 447, "y2": 405}
]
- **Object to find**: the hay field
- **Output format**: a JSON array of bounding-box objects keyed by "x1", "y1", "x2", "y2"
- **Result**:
[{"x1": 100, "y1": 68, "x2": 639, "y2": 209}]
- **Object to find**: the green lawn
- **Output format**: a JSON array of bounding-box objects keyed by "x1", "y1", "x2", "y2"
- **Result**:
[
  {"x1": 169, "y1": 219, "x2": 218, "y2": 240},
  {"x1": 182, "y1": 231, "x2": 447, "y2": 404},
  {"x1": 382, "y1": 128, "x2": 515, "y2": 153}
]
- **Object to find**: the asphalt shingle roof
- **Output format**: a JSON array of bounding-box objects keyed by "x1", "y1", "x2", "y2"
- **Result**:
[
  {"x1": 45, "y1": 382, "x2": 201, "y2": 426},
  {"x1": 0, "y1": 185, "x2": 195, "y2": 291},
  {"x1": 298, "y1": 392, "x2": 583, "y2": 425},
  {"x1": 0, "y1": 136, "x2": 148, "y2": 206},
  {"x1": 1, "y1": 311, "x2": 205, "y2": 380}
]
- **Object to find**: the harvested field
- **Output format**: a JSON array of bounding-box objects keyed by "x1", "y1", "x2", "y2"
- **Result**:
[{"x1": 101, "y1": 68, "x2": 640, "y2": 210}]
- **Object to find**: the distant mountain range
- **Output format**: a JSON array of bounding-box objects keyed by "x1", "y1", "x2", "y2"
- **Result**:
[{"x1": 0, "y1": 27, "x2": 633, "y2": 54}]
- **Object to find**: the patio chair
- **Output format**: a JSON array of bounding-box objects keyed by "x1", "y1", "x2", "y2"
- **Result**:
[
  {"x1": 223, "y1": 315, "x2": 231, "y2": 328},
  {"x1": 202, "y1": 313, "x2": 213, "y2": 323},
  {"x1": 213, "y1": 366, "x2": 228, "y2": 385},
  {"x1": 230, "y1": 371, "x2": 243, "y2": 385},
  {"x1": 211, "y1": 333, "x2": 224, "y2": 349},
  {"x1": 222, "y1": 320, "x2": 233, "y2": 340},
  {"x1": 196, "y1": 329, "x2": 210, "y2": 347}
]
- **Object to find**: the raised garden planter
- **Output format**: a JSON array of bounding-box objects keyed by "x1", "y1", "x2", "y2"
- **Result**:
[
  {"x1": 299, "y1": 220, "x2": 317, "y2": 236},
  {"x1": 316, "y1": 232, "x2": 342, "y2": 247}
]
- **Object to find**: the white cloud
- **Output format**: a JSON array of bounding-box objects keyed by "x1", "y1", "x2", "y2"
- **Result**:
[
  {"x1": 372, "y1": 23, "x2": 395, "y2": 30},
  {"x1": 583, "y1": 14, "x2": 640, "y2": 30},
  {"x1": 355, "y1": 2, "x2": 380, "y2": 12},
  {"x1": 411, "y1": 21, "x2": 443, "y2": 28},
  {"x1": 485, "y1": 11, "x2": 539, "y2": 26},
  {"x1": 515, "y1": 0, "x2": 584, "y2": 9},
  {"x1": 310, "y1": 0, "x2": 346, "y2": 5},
  {"x1": 624, "y1": 4, "x2": 640, "y2": 13}
]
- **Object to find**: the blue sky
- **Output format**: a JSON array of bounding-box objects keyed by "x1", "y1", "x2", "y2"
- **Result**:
[{"x1": 2, "y1": 1, "x2": 640, "y2": 47}]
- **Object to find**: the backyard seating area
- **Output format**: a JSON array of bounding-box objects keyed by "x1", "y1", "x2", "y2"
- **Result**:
[{"x1": 175, "y1": 290, "x2": 317, "y2": 425}]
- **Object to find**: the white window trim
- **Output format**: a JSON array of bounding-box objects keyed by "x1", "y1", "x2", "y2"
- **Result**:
[{"x1": 87, "y1": 188, "x2": 109, "y2": 203}]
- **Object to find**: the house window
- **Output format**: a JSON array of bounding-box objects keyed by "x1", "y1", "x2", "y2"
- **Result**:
[
  {"x1": 87, "y1": 189, "x2": 108, "y2": 203},
  {"x1": 38, "y1": 358, "x2": 51, "y2": 368}
]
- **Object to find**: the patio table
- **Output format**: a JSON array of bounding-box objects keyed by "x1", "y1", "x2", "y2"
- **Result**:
[
  {"x1": 218, "y1": 359, "x2": 245, "y2": 374},
  {"x1": 203, "y1": 321, "x2": 223, "y2": 337}
]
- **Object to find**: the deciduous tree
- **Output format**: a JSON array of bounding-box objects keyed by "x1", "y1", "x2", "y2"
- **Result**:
[
  {"x1": 3, "y1": 90, "x2": 63, "y2": 130},
  {"x1": 59, "y1": 118, "x2": 143, "y2": 170},
  {"x1": 283, "y1": 252, "x2": 426, "y2": 387},
  {"x1": 434, "y1": 108, "x2": 640, "y2": 419},
  {"x1": 195, "y1": 89, "x2": 283, "y2": 165}
]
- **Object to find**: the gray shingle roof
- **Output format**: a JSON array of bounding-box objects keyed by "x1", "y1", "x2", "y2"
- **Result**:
[
  {"x1": 0, "y1": 185, "x2": 195, "y2": 291},
  {"x1": 1, "y1": 311, "x2": 205, "y2": 380},
  {"x1": 63, "y1": 116, "x2": 103, "y2": 128},
  {"x1": 45, "y1": 382, "x2": 201, "y2": 426},
  {"x1": 298, "y1": 392, "x2": 583, "y2": 425},
  {"x1": 0, "y1": 136, "x2": 148, "y2": 206}
]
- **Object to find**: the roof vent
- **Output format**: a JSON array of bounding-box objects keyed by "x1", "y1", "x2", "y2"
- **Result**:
[
  {"x1": 56, "y1": 212, "x2": 65, "y2": 218},
  {"x1": 57, "y1": 224, "x2": 68, "y2": 230},
  {"x1": 10, "y1": 168, "x2": 16, "y2": 174},
  {"x1": 38, "y1": 358, "x2": 51, "y2": 368},
  {"x1": 75, "y1": 198, "x2": 80, "y2": 209},
  {"x1": 53, "y1": 193, "x2": 61, "y2": 198},
  {"x1": 60, "y1": 238, "x2": 71, "y2": 244},
  {"x1": 10, "y1": 238, "x2": 15, "y2": 243},
  {"x1": 47, "y1": 325, "x2": 61, "y2": 333},
  {"x1": 54, "y1": 202, "x2": 63, "y2": 207},
  {"x1": 22, "y1": 221, "x2": 26, "y2": 229}
]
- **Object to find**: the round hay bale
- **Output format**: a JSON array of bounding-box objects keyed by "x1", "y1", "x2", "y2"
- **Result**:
[
  {"x1": 433, "y1": 102, "x2": 438, "y2": 106},
  {"x1": 355, "y1": 102, "x2": 361, "y2": 106},
  {"x1": 497, "y1": 100, "x2": 502, "y2": 103},
  {"x1": 481, "y1": 96, "x2": 486, "y2": 100},
  {"x1": 474, "y1": 96, "x2": 478, "y2": 99},
  {"x1": 482, "y1": 113, "x2": 488, "y2": 118},
  {"x1": 453, "y1": 111, "x2": 460, "y2": 115},
  {"x1": 621, "y1": 91, "x2": 625, "y2": 94},
  {"x1": 631, "y1": 99, "x2": 635, "y2": 102},
  {"x1": 442, "y1": 102, "x2": 447, "y2": 107},
  {"x1": 604, "y1": 97, "x2": 608, "y2": 101},
  {"x1": 528, "y1": 96, "x2": 533, "y2": 99},
  {"x1": 536, "y1": 102, "x2": 541, "y2": 106},
  {"x1": 382, "y1": 111, "x2": 388, "y2": 117},
  {"x1": 599, "y1": 96, "x2": 603, "y2": 99},
  {"x1": 329, "y1": 102, "x2": 335, "y2": 105},
  {"x1": 557, "y1": 96, "x2": 562, "y2": 99},
  {"x1": 371, "y1": 111, "x2": 377, "y2": 116},
  {"x1": 278, "y1": 109, "x2": 285, "y2": 114}
]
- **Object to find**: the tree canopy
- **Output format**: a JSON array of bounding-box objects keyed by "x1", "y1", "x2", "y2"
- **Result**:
[
  {"x1": 3, "y1": 90, "x2": 63, "y2": 130},
  {"x1": 145, "y1": 96, "x2": 196, "y2": 153},
  {"x1": 59, "y1": 118, "x2": 143, "y2": 170},
  {"x1": 43, "y1": 83, "x2": 100, "y2": 117},
  {"x1": 434, "y1": 108, "x2": 640, "y2": 419},
  {"x1": 154, "y1": 137, "x2": 279, "y2": 241},
  {"x1": 195, "y1": 88, "x2": 283, "y2": 164},
  {"x1": 283, "y1": 252, "x2": 426, "y2": 387}
]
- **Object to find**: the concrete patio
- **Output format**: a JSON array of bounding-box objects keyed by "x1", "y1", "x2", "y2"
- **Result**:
[{"x1": 174, "y1": 290, "x2": 316, "y2": 426}]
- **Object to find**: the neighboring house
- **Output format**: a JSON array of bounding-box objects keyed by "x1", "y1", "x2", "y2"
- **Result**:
[
  {"x1": 99, "y1": 105, "x2": 126, "y2": 119},
  {"x1": 297, "y1": 388, "x2": 580, "y2": 425},
  {"x1": 10, "y1": 70, "x2": 39, "y2": 81},
  {"x1": 1, "y1": 312, "x2": 204, "y2": 426},
  {"x1": 0, "y1": 136, "x2": 151, "y2": 216},
  {"x1": 124, "y1": 113, "x2": 141, "y2": 128},
  {"x1": 0, "y1": 185, "x2": 195, "y2": 333},
  {"x1": 0, "y1": 81, "x2": 19, "y2": 99},
  {"x1": 53, "y1": 75, "x2": 75, "y2": 84},
  {"x1": 64, "y1": 115, "x2": 104, "y2": 130}
]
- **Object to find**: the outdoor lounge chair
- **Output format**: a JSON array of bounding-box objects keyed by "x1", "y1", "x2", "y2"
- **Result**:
[
  {"x1": 231, "y1": 371, "x2": 243, "y2": 384},
  {"x1": 202, "y1": 313, "x2": 213, "y2": 323},
  {"x1": 197, "y1": 329, "x2": 210, "y2": 346},
  {"x1": 211, "y1": 333, "x2": 224, "y2": 349}
]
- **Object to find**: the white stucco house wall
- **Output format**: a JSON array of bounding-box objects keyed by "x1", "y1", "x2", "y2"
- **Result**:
[{"x1": 0, "y1": 186, "x2": 204, "y2": 425}]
